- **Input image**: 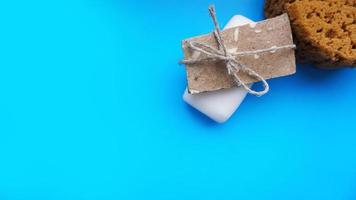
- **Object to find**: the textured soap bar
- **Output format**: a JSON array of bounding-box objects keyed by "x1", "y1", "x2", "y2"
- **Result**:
[
  {"x1": 183, "y1": 14, "x2": 295, "y2": 94},
  {"x1": 183, "y1": 15, "x2": 254, "y2": 123}
]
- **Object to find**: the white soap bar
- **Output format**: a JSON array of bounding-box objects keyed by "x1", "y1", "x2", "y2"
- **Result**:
[{"x1": 183, "y1": 15, "x2": 254, "y2": 123}]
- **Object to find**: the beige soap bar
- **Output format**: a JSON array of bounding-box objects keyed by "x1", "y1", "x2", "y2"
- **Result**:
[{"x1": 182, "y1": 14, "x2": 296, "y2": 94}]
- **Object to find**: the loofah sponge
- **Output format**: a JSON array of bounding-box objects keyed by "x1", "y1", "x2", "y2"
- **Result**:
[{"x1": 264, "y1": 0, "x2": 356, "y2": 68}]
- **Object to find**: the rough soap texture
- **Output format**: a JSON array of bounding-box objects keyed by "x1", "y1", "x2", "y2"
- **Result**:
[
  {"x1": 264, "y1": 0, "x2": 356, "y2": 68},
  {"x1": 182, "y1": 14, "x2": 296, "y2": 94}
]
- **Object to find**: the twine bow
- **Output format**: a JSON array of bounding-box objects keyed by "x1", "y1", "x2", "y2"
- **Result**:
[{"x1": 180, "y1": 5, "x2": 296, "y2": 97}]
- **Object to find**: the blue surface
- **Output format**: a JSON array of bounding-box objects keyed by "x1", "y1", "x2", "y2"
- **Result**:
[{"x1": 0, "y1": 0, "x2": 356, "y2": 199}]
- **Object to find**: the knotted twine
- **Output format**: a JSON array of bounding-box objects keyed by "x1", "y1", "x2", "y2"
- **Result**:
[{"x1": 180, "y1": 5, "x2": 296, "y2": 97}]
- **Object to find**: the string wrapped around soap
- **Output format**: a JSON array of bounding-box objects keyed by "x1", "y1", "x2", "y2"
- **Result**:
[{"x1": 180, "y1": 5, "x2": 296, "y2": 97}]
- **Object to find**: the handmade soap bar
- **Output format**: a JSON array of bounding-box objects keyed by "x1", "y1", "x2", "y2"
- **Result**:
[
  {"x1": 183, "y1": 14, "x2": 296, "y2": 94},
  {"x1": 183, "y1": 15, "x2": 254, "y2": 123}
]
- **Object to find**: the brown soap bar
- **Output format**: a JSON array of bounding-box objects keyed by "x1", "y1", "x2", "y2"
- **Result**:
[{"x1": 182, "y1": 14, "x2": 296, "y2": 94}]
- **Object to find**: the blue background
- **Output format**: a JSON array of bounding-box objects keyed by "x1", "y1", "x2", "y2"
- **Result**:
[{"x1": 1, "y1": 0, "x2": 356, "y2": 199}]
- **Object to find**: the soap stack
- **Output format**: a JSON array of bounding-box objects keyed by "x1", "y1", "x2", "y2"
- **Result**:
[{"x1": 183, "y1": 15, "x2": 255, "y2": 123}]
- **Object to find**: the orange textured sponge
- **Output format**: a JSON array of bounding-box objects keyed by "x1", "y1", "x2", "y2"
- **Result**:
[{"x1": 265, "y1": 0, "x2": 356, "y2": 68}]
